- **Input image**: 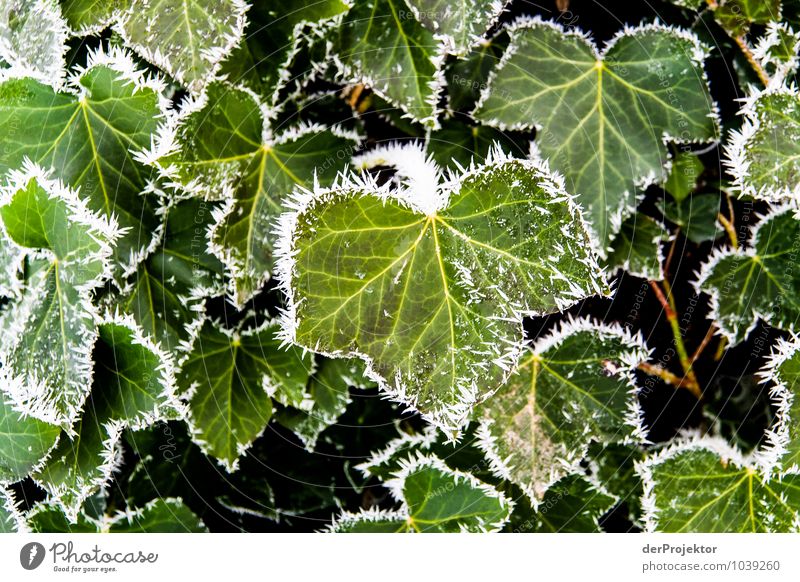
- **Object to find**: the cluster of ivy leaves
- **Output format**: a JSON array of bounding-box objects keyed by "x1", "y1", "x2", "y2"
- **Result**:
[{"x1": 4, "y1": 0, "x2": 800, "y2": 533}]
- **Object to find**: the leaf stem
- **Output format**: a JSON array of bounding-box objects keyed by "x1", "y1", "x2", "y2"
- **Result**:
[
  {"x1": 732, "y1": 35, "x2": 770, "y2": 87},
  {"x1": 718, "y1": 212, "x2": 738, "y2": 249}
]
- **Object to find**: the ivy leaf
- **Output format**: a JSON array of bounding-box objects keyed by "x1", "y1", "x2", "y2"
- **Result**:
[
  {"x1": 61, "y1": 0, "x2": 120, "y2": 35},
  {"x1": 0, "y1": 486, "x2": 26, "y2": 532},
  {"x1": 357, "y1": 425, "x2": 440, "y2": 481},
  {"x1": 759, "y1": 336, "x2": 800, "y2": 473},
  {"x1": 506, "y1": 474, "x2": 616, "y2": 533},
  {"x1": 0, "y1": 395, "x2": 61, "y2": 482},
  {"x1": 276, "y1": 145, "x2": 605, "y2": 432},
  {"x1": 427, "y1": 118, "x2": 530, "y2": 171},
  {"x1": 0, "y1": 163, "x2": 118, "y2": 425},
  {"x1": 0, "y1": 47, "x2": 166, "y2": 273},
  {"x1": 33, "y1": 315, "x2": 182, "y2": 520},
  {"x1": 116, "y1": 197, "x2": 225, "y2": 352},
  {"x1": 0, "y1": 0, "x2": 68, "y2": 83},
  {"x1": 588, "y1": 442, "x2": 646, "y2": 524},
  {"x1": 665, "y1": 151, "x2": 704, "y2": 202},
  {"x1": 638, "y1": 436, "x2": 800, "y2": 532},
  {"x1": 445, "y1": 32, "x2": 508, "y2": 112},
  {"x1": 726, "y1": 88, "x2": 800, "y2": 202},
  {"x1": 754, "y1": 22, "x2": 800, "y2": 84},
  {"x1": 474, "y1": 20, "x2": 718, "y2": 250},
  {"x1": 695, "y1": 206, "x2": 800, "y2": 344},
  {"x1": 275, "y1": 357, "x2": 375, "y2": 451},
  {"x1": 180, "y1": 319, "x2": 313, "y2": 471},
  {"x1": 334, "y1": 0, "x2": 444, "y2": 127},
  {"x1": 155, "y1": 82, "x2": 359, "y2": 305},
  {"x1": 115, "y1": 0, "x2": 247, "y2": 91},
  {"x1": 407, "y1": 0, "x2": 507, "y2": 56},
  {"x1": 220, "y1": 0, "x2": 349, "y2": 105},
  {"x1": 714, "y1": 0, "x2": 781, "y2": 37},
  {"x1": 658, "y1": 192, "x2": 723, "y2": 244},
  {"x1": 330, "y1": 454, "x2": 512, "y2": 532},
  {"x1": 477, "y1": 318, "x2": 648, "y2": 501},
  {"x1": 604, "y1": 214, "x2": 668, "y2": 280}
]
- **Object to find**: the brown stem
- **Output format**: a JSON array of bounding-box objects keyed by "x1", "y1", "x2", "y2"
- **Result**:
[
  {"x1": 691, "y1": 325, "x2": 717, "y2": 364},
  {"x1": 733, "y1": 36, "x2": 770, "y2": 87},
  {"x1": 638, "y1": 362, "x2": 703, "y2": 399},
  {"x1": 718, "y1": 212, "x2": 738, "y2": 249}
]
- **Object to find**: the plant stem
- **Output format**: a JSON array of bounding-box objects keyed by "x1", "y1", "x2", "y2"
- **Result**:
[
  {"x1": 691, "y1": 324, "x2": 717, "y2": 363},
  {"x1": 718, "y1": 212, "x2": 738, "y2": 249},
  {"x1": 637, "y1": 362, "x2": 703, "y2": 399},
  {"x1": 733, "y1": 35, "x2": 771, "y2": 87}
]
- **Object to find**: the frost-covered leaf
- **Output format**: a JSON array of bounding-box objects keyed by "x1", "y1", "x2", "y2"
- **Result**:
[
  {"x1": 106, "y1": 498, "x2": 206, "y2": 532},
  {"x1": 357, "y1": 425, "x2": 439, "y2": 481},
  {"x1": 589, "y1": 442, "x2": 645, "y2": 524},
  {"x1": 277, "y1": 146, "x2": 605, "y2": 432},
  {"x1": 665, "y1": 151, "x2": 704, "y2": 202},
  {"x1": 759, "y1": 337, "x2": 800, "y2": 474},
  {"x1": 155, "y1": 82, "x2": 358, "y2": 305},
  {"x1": 0, "y1": 396, "x2": 60, "y2": 482},
  {"x1": 507, "y1": 474, "x2": 615, "y2": 533},
  {"x1": 0, "y1": 47, "x2": 166, "y2": 272},
  {"x1": 755, "y1": 22, "x2": 800, "y2": 84},
  {"x1": 0, "y1": 0, "x2": 68, "y2": 83},
  {"x1": 0, "y1": 164, "x2": 118, "y2": 426},
  {"x1": 604, "y1": 214, "x2": 667, "y2": 280},
  {"x1": 60, "y1": 0, "x2": 120, "y2": 34},
  {"x1": 275, "y1": 357, "x2": 374, "y2": 451},
  {"x1": 477, "y1": 318, "x2": 648, "y2": 501},
  {"x1": 116, "y1": 0, "x2": 247, "y2": 91},
  {"x1": 0, "y1": 485, "x2": 26, "y2": 532},
  {"x1": 726, "y1": 88, "x2": 800, "y2": 202},
  {"x1": 639, "y1": 437, "x2": 800, "y2": 532},
  {"x1": 407, "y1": 0, "x2": 507, "y2": 56},
  {"x1": 33, "y1": 316, "x2": 181, "y2": 520},
  {"x1": 330, "y1": 454, "x2": 512, "y2": 532},
  {"x1": 427, "y1": 118, "x2": 529, "y2": 171},
  {"x1": 220, "y1": 0, "x2": 349, "y2": 104},
  {"x1": 334, "y1": 0, "x2": 444, "y2": 127},
  {"x1": 658, "y1": 192, "x2": 723, "y2": 244},
  {"x1": 714, "y1": 0, "x2": 781, "y2": 36},
  {"x1": 474, "y1": 19, "x2": 718, "y2": 250},
  {"x1": 695, "y1": 206, "x2": 800, "y2": 344},
  {"x1": 116, "y1": 197, "x2": 224, "y2": 352},
  {"x1": 180, "y1": 319, "x2": 313, "y2": 471},
  {"x1": 445, "y1": 32, "x2": 507, "y2": 112}
]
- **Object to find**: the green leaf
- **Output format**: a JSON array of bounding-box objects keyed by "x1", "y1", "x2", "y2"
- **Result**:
[
  {"x1": 474, "y1": 20, "x2": 718, "y2": 250},
  {"x1": 61, "y1": 0, "x2": 121, "y2": 34},
  {"x1": 33, "y1": 315, "x2": 181, "y2": 520},
  {"x1": 116, "y1": 0, "x2": 247, "y2": 91},
  {"x1": 506, "y1": 474, "x2": 616, "y2": 533},
  {"x1": 0, "y1": 47, "x2": 165, "y2": 272},
  {"x1": 0, "y1": 396, "x2": 61, "y2": 482},
  {"x1": 714, "y1": 0, "x2": 781, "y2": 36},
  {"x1": 759, "y1": 337, "x2": 800, "y2": 474},
  {"x1": 335, "y1": 0, "x2": 443, "y2": 127},
  {"x1": 604, "y1": 214, "x2": 668, "y2": 280},
  {"x1": 0, "y1": 0, "x2": 67, "y2": 82},
  {"x1": 477, "y1": 318, "x2": 648, "y2": 501},
  {"x1": 658, "y1": 192, "x2": 723, "y2": 244},
  {"x1": 0, "y1": 486, "x2": 26, "y2": 532},
  {"x1": 330, "y1": 454, "x2": 512, "y2": 532},
  {"x1": 275, "y1": 357, "x2": 375, "y2": 451},
  {"x1": 0, "y1": 164, "x2": 118, "y2": 425},
  {"x1": 754, "y1": 22, "x2": 800, "y2": 83},
  {"x1": 357, "y1": 425, "x2": 439, "y2": 481},
  {"x1": 220, "y1": 0, "x2": 349, "y2": 104},
  {"x1": 180, "y1": 319, "x2": 313, "y2": 470},
  {"x1": 445, "y1": 32, "x2": 508, "y2": 112},
  {"x1": 727, "y1": 88, "x2": 800, "y2": 202},
  {"x1": 156, "y1": 82, "x2": 359, "y2": 305},
  {"x1": 27, "y1": 503, "x2": 103, "y2": 532},
  {"x1": 588, "y1": 442, "x2": 645, "y2": 524},
  {"x1": 407, "y1": 0, "x2": 506, "y2": 56},
  {"x1": 115, "y1": 197, "x2": 225, "y2": 352},
  {"x1": 639, "y1": 437, "x2": 800, "y2": 532},
  {"x1": 277, "y1": 146, "x2": 605, "y2": 432},
  {"x1": 665, "y1": 151, "x2": 704, "y2": 202},
  {"x1": 106, "y1": 498, "x2": 206, "y2": 532},
  {"x1": 695, "y1": 206, "x2": 800, "y2": 344},
  {"x1": 427, "y1": 118, "x2": 530, "y2": 171}
]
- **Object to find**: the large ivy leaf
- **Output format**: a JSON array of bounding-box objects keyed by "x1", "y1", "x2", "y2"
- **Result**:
[
  {"x1": 276, "y1": 146, "x2": 605, "y2": 432},
  {"x1": 726, "y1": 88, "x2": 800, "y2": 202},
  {"x1": 0, "y1": 164, "x2": 118, "y2": 425},
  {"x1": 180, "y1": 319, "x2": 313, "y2": 471},
  {"x1": 0, "y1": 47, "x2": 166, "y2": 273},
  {"x1": 695, "y1": 206, "x2": 800, "y2": 345},
  {"x1": 155, "y1": 82, "x2": 359, "y2": 305},
  {"x1": 760, "y1": 337, "x2": 800, "y2": 474},
  {"x1": 477, "y1": 318, "x2": 648, "y2": 501},
  {"x1": 33, "y1": 315, "x2": 182, "y2": 520},
  {"x1": 220, "y1": 0, "x2": 349, "y2": 105},
  {"x1": 604, "y1": 214, "x2": 667, "y2": 280},
  {"x1": 639, "y1": 437, "x2": 800, "y2": 532},
  {"x1": 334, "y1": 0, "x2": 443, "y2": 127},
  {"x1": 116, "y1": 0, "x2": 247, "y2": 91},
  {"x1": 474, "y1": 20, "x2": 718, "y2": 250},
  {"x1": 407, "y1": 0, "x2": 507, "y2": 56},
  {"x1": 116, "y1": 197, "x2": 225, "y2": 353},
  {"x1": 0, "y1": 0, "x2": 68, "y2": 83},
  {"x1": 330, "y1": 454, "x2": 512, "y2": 532}
]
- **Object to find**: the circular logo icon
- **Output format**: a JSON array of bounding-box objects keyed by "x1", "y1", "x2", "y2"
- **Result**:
[{"x1": 20, "y1": 542, "x2": 46, "y2": 570}]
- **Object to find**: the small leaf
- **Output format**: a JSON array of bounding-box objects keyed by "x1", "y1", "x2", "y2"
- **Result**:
[
  {"x1": 0, "y1": 0, "x2": 68, "y2": 83},
  {"x1": 357, "y1": 425, "x2": 440, "y2": 481},
  {"x1": 477, "y1": 318, "x2": 648, "y2": 501},
  {"x1": 33, "y1": 315, "x2": 181, "y2": 520},
  {"x1": 658, "y1": 192, "x2": 723, "y2": 244},
  {"x1": 277, "y1": 146, "x2": 605, "y2": 432},
  {"x1": 714, "y1": 0, "x2": 781, "y2": 37},
  {"x1": 665, "y1": 151, "x2": 704, "y2": 202},
  {"x1": 588, "y1": 442, "x2": 645, "y2": 524},
  {"x1": 0, "y1": 163, "x2": 118, "y2": 425},
  {"x1": 445, "y1": 33, "x2": 508, "y2": 112},
  {"x1": 427, "y1": 118, "x2": 529, "y2": 171},
  {"x1": 604, "y1": 214, "x2": 668, "y2": 280},
  {"x1": 407, "y1": 0, "x2": 507, "y2": 55},
  {"x1": 0, "y1": 486, "x2": 26, "y2": 532},
  {"x1": 639, "y1": 436, "x2": 800, "y2": 532},
  {"x1": 0, "y1": 47, "x2": 166, "y2": 273},
  {"x1": 695, "y1": 206, "x2": 800, "y2": 344},
  {"x1": 116, "y1": 0, "x2": 247, "y2": 91},
  {"x1": 754, "y1": 22, "x2": 800, "y2": 84},
  {"x1": 180, "y1": 319, "x2": 313, "y2": 471},
  {"x1": 474, "y1": 20, "x2": 718, "y2": 250},
  {"x1": 330, "y1": 454, "x2": 512, "y2": 532},
  {"x1": 106, "y1": 498, "x2": 206, "y2": 532},
  {"x1": 0, "y1": 395, "x2": 61, "y2": 482}
]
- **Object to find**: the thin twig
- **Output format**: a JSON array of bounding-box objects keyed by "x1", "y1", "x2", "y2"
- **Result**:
[
  {"x1": 718, "y1": 212, "x2": 738, "y2": 249},
  {"x1": 638, "y1": 362, "x2": 703, "y2": 399},
  {"x1": 691, "y1": 325, "x2": 717, "y2": 364}
]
